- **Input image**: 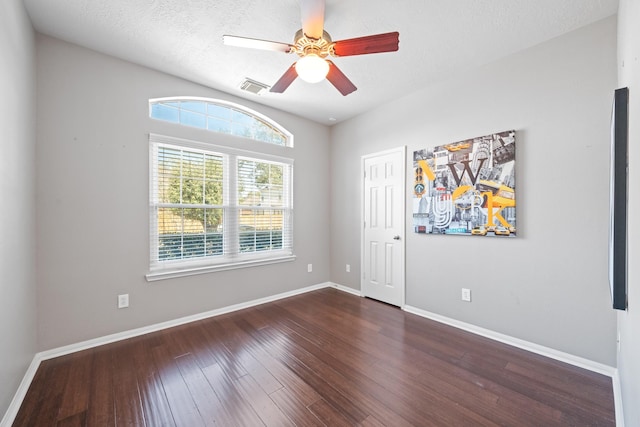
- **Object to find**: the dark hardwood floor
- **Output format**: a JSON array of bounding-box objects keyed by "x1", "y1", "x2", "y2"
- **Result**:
[{"x1": 13, "y1": 288, "x2": 615, "y2": 426}]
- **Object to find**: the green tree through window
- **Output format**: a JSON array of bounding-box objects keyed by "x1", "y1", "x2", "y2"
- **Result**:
[{"x1": 163, "y1": 148, "x2": 224, "y2": 229}]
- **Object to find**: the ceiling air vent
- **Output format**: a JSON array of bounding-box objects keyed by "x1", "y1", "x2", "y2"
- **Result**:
[{"x1": 240, "y1": 78, "x2": 270, "y2": 95}]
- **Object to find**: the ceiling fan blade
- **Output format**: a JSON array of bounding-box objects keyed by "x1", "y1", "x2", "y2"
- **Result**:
[
  {"x1": 223, "y1": 35, "x2": 293, "y2": 53},
  {"x1": 300, "y1": 0, "x2": 325, "y2": 39},
  {"x1": 270, "y1": 64, "x2": 299, "y2": 93},
  {"x1": 326, "y1": 60, "x2": 357, "y2": 96},
  {"x1": 332, "y1": 32, "x2": 399, "y2": 57}
]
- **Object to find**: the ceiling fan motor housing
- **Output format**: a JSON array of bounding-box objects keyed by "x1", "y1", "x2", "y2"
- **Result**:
[{"x1": 294, "y1": 29, "x2": 334, "y2": 58}]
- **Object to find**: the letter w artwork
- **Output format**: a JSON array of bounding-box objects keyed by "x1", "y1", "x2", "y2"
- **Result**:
[{"x1": 412, "y1": 130, "x2": 516, "y2": 237}]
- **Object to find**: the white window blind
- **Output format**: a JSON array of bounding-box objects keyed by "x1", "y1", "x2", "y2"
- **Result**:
[{"x1": 149, "y1": 134, "x2": 293, "y2": 278}]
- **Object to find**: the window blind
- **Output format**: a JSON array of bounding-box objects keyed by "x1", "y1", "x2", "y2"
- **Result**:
[{"x1": 149, "y1": 134, "x2": 293, "y2": 272}]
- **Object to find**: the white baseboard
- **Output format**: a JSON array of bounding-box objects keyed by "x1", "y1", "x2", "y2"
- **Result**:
[
  {"x1": 612, "y1": 369, "x2": 625, "y2": 427},
  {"x1": 0, "y1": 356, "x2": 41, "y2": 427},
  {"x1": 39, "y1": 282, "x2": 333, "y2": 361},
  {"x1": 404, "y1": 305, "x2": 624, "y2": 425},
  {"x1": 1, "y1": 282, "x2": 334, "y2": 426},
  {"x1": 328, "y1": 282, "x2": 362, "y2": 297},
  {"x1": 334, "y1": 284, "x2": 623, "y2": 423},
  {"x1": 2, "y1": 284, "x2": 622, "y2": 426},
  {"x1": 403, "y1": 305, "x2": 616, "y2": 376}
]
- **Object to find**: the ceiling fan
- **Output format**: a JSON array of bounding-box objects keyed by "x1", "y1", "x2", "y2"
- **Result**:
[{"x1": 222, "y1": 0, "x2": 399, "y2": 96}]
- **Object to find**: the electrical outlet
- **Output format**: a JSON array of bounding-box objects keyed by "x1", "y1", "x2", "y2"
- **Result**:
[
  {"x1": 307, "y1": 263, "x2": 313, "y2": 273},
  {"x1": 118, "y1": 294, "x2": 129, "y2": 309},
  {"x1": 461, "y1": 288, "x2": 471, "y2": 302},
  {"x1": 346, "y1": 264, "x2": 351, "y2": 272}
]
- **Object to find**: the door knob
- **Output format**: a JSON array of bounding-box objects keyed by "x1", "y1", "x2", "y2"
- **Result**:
[{"x1": 393, "y1": 235, "x2": 401, "y2": 240}]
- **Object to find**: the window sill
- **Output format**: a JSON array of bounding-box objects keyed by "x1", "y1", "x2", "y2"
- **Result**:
[{"x1": 146, "y1": 254, "x2": 296, "y2": 282}]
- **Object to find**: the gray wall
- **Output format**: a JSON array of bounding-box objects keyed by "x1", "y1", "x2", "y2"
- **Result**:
[
  {"x1": 617, "y1": 0, "x2": 640, "y2": 424},
  {"x1": 331, "y1": 17, "x2": 618, "y2": 366},
  {"x1": 0, "y1": 0, "x2": 37, "y2": 419},
  {"x1": 35, "y1": 35, "x2": 331, "y2": 351}
]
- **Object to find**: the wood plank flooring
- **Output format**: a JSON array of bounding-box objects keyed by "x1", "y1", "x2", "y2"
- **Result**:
[{"x1": 13, "y1": 288, "x2": 615, "y2": 426}]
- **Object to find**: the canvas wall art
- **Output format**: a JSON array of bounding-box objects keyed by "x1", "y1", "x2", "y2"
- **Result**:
[{"x1": 413, "y1": 130, "x2": 516, "y2": 236}]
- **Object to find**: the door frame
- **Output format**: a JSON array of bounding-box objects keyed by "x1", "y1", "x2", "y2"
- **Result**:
[{"x1": 360, "y1": 146, "x2": 407, "y2": 308}]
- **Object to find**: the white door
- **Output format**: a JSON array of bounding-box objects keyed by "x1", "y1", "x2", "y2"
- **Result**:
[{"x1": 361, "y1": 147, "x2": 406, "y2": 307}]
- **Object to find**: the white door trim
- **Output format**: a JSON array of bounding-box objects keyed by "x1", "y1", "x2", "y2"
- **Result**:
[{"x1": 360, "y1": 146, "x2": 406, "y2": 307}]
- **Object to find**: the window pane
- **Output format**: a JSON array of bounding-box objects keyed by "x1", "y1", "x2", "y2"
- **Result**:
[
  {"x1": 239, "y1": 228, "x2": 256, "y2": 253},
  {"x1": 156, "y1": 206, "x2": 224, "y2": 260},
  {"x1": 204, "y1": 180, "x2": 222, "y2": 205},
  {"x1": 207, "y1": 103, "x2": 232, "y2": 120},
  {"x1": 237, "y1": 160, "x2": 284, "y2": 207},
  {"x1": 238, "y1": 208, "x2": 283, "y2": 253},
  {"x1": 158, "y1": 176, "x2": 173, "y2": 203},
  {"x1": 180, "y1": 101, "x2": 207, "y2": 113},
  {"x1": 207, "y1": 117, "x2": 231, "y2": 134},
  {"x1": 269, "y1": 164, "x2": 283, "y2": 185},
  {"x1": 180, "y1": 208, "x2": 205, "y2": 230},
  {"x1": 158, "y1": 234, "x2": 183, "y2": 260},
  {"x1": 271, "y1": 133, "x2": 286, "y2": 146},
  {"x1": 180, "y1": 178, "x2": 203, "y2": 204},
  {"x1": 204, "y1": 208, "x2": 223, "y2": 232},
  {"x1": 237, "y1": 159, "x2": 255, "y2": 206},
  {"x1": 157, "y1": 207, "x2": 184, "y2": 260},
  {"x1": 180, "y1": 110, "x2": 206, "y2": 129},
  {"x1": 204, "y1": 233, "x2": 223, "y2": 256},
  {"x1": 158, "y1": 148, "x2": 182, "y2": 176},
  {"x1": 232, "y1": 109, "x2": 254, "y2": 125},
  {"x1": 182, "y1": 152, "x2": 204, "y2": 178},
  {"x1": 231, "y1": 121, "x2": 253, "y2": 138},
  {"x1": 162, "y1": 178, "x2": 182, "y2": 204},
  {"x1": 182, "y1": 233, "x2": 205, "y2": 258},
  {"x1": 151, "y1": 103, "x2": 179, "y2": 123},
  {"x1": 263, "y1": 185, "x2": 284, "y2": 207},
  {"x1": 253, "y1": 121, "x2": 273, "y2": 144},
  {"x1": 158, "y1": 207, "x2": 182, "y2": 234},
  {"x1": 204, "y1": 155, "x2": 223, "y2": 180},
  {"x1": 204, "y1": 155, "x2": 223, "y2": 205}
]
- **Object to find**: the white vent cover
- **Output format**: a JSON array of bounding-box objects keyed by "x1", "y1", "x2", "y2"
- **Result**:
[{"x1": 240, "y1": 78, "x2": 270, "y2": 95}]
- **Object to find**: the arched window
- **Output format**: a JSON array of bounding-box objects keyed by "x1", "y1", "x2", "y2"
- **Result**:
[
  {"x1": 149, "y1": 97, "x2": 292, "y2": 147},
  {"x1": 147, "y1": 98, "x2": 294, "y2": 281}
]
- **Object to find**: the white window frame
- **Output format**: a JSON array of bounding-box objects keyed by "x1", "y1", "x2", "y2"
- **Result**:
[{"x1": 146, "y1": 132, "x2": 294, "y2": 281}]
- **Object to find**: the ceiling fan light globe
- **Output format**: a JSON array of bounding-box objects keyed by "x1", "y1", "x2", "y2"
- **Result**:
[{"x1": 295, "y1": 54, "x2": 329, "y2": 83}]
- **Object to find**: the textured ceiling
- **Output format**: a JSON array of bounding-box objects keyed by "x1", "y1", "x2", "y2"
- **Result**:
[{"x1": 23, "y1": 0, "x2": 618, "y2": 125}]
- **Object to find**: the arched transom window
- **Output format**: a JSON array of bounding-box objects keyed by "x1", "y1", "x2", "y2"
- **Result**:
[{"x1": 149, "y1": 97, "x2": 292, "y2": 147}]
